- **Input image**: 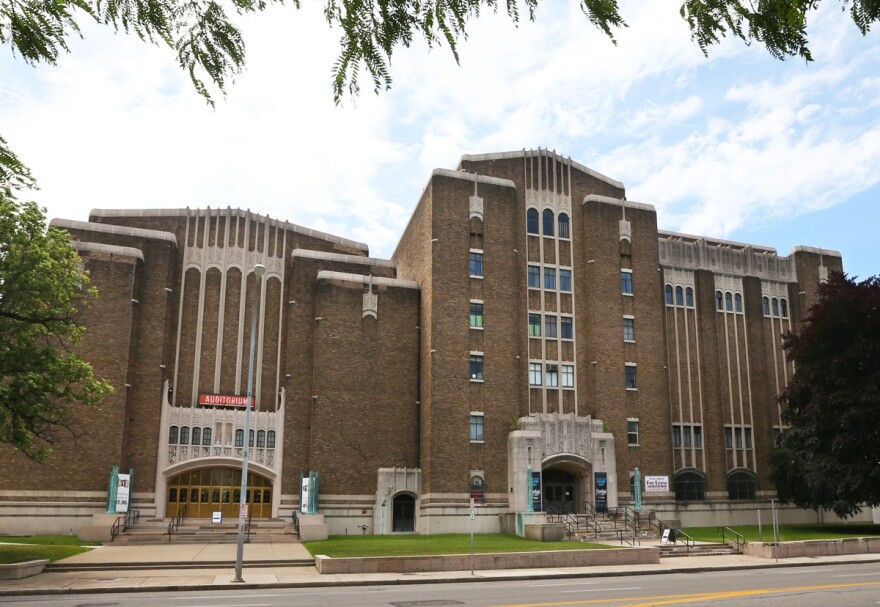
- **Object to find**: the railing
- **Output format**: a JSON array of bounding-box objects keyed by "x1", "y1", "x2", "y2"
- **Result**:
[
  {"x1": 292, "y1": 510, "x2": 300, "y2": 537},
  {"x1": 719, "y1": 526, "x2": 745, "y2": 551},
  {"x1": 616, "y1": 528, "x2": 640, "y2": 546},
  {"x1": 673, "y1": 528, "x2": 696, "y2": 552},
  {"x1": 110, "y1": 509, "x2": 139, "y2": 541},
  {"x1": 167, "y1": 504, "x2": 187, "y2": 541}
]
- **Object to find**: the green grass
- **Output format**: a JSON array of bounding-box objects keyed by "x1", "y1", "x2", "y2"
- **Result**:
[
  {"x1": 303, "y1": 534, "x2": 612, "y2": 557},
  {"x1": 0, "y1": 535, "x2": 99, "y2": 564},
  {"x1": 682, "y1": 524, "x2": 880, "y2": 543}
]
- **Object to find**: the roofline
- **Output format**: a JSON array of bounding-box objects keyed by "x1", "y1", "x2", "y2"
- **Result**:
[
  {"x1": 583, "y1": 194, "x2": 655, "y2": 213},
  {"x1": 51, "y1": 219, "x2": 178, "y2": 246},
  {"x1": 316, "y1": 271, "x2": 418, "y2": 290},
  {"x1": 461, "y1": 149, "x2": 624, "y2": 190},
  {"x1": 292, "y1": 248, "x2": 395, "y2": 268}
]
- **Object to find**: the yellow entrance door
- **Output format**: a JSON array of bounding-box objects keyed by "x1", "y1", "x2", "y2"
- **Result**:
[{"x1": 166, "y1": 468, "x2": 272, "y2": 519}]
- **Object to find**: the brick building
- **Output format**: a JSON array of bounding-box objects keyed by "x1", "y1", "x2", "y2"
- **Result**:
[{"x1": 0, "y1": 149, "x2": 851, "y2": 535}]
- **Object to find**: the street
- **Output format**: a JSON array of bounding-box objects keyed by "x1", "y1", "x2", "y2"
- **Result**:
[{"x1": 4, "y1": 562, "x2": 880, "y2": 607}]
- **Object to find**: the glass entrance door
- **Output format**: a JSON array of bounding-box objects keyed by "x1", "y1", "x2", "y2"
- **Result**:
[{"x1": 166, "y1": 468, "x2": 272, "y2": 519}]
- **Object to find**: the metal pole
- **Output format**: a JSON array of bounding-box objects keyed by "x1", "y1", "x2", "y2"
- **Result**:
[
  {"x1": 470, "y1": 504, "x2": 475, "y2": 575},
  {"x1": 757, "y1": 509, "x2": 762, "y2": 543},
  {"x1": 771, "y1": 499, "x2": 779, "y2": 563},
  {"x1": 233, "y1": 264, "x2": 265, "y2": 583}
]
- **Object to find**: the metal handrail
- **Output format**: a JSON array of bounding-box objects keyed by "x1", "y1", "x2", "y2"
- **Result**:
[
  {"x1": 167, "y1": 504, "x2": 187, "y2": 541},
  {"x1": 110, "y1": 509, "x2": 139, "y2": 541},
  {"x1": 674, "y1": 528, "x2": 696, "y2": 552},
  {"x1": 719, "y1": 526, "x2": 745, "y2": 551}
]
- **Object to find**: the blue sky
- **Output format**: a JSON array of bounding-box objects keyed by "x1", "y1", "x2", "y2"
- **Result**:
[{"x1": 1, "y1": 2, "x2": 878, "y2": 279}]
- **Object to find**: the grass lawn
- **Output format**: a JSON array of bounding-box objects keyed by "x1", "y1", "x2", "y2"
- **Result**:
[
  {"x1": 682, "y1": 524, "x2": 880, "y2": 543},
  {"x1": 0, "y1": 535, "x2": 99, "y2": 564},
  {"x1": 303, "y1": 534, "x2": 612, "y2": 558}
]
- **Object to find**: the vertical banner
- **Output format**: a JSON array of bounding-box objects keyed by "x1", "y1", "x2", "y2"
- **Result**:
[
  {"x1": 531, "y1": 471, "x2": 542, "y2": 512},
  {"x1": 106, "y1": 466, "x2": 119, "y2": 513},
  {"x1": 595, "y1": 472, "x2": 608, "y2": 513},
  {"x1": 300, "y1": 471, "x2": 320, "y2": 514},
  {"x1": 633, "y1": 467, "x2": 642, "y2": 511},
  {"x1": 116, "y1": 473, "x2": 131, "y2": 513}
]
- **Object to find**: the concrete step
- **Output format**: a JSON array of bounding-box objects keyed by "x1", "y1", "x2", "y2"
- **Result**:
[{"x1": 659, "y1": 542, "x2": 741, "y2": 557}]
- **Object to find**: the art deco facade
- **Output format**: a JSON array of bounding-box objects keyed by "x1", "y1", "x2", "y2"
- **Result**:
[{"x1": 0, "y1": 150, "x2": 846, "y2": 535}]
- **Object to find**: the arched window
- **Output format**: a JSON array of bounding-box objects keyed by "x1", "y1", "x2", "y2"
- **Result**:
[
  {"x1": 780, "y1": 298, "x2": 788, "y2": 318},
  {"x1": 542, "y1": 209, "x2": 555, "y2": 236},
  {"x1": 734, "y1": 293, "x2": 743, "y2": 313},
  {"x1": 267, "y1": 430, "x2": 276, "y2": 449},
  {"x1": 257, "y1": 430, "x2": 266, "y2": 448},
  {"x1": 772, "y1": 297, "x2": 779, "y2": 316},
  {"x1": 179, "y1": 426, "x2": 190, "y2": 445},
  {"x1": 526, "y1": 208, "x2": 539, "y2": 234},
  {"x1": 202, "y1": 427, "x2": 212, "y2": 445},
  {"x1": 674, "y1": 470, "x2": 706, "y2": 501},
  {"x1": 249, "y1": 429, "x2": 255, "y2": 448},
  {"x1": 675, "y1": 286, "x2": 684, "y2": 306},
  {"x1": 716, "y1": 291, "x2": 724, "y2": 311},
  {"x1": 665, "y1": 285, "x2": 674, "y2": 305},
  {"x1": 558, "y1": 213, "x2": 570, "y2": 239},
  {"x1": 727, "y1": 470, "x2": 757, "y2": 500},
  {"x1": 169, "y1": 426, "x2": 179, "y2": 445},
  {"x1": 469, "y1": 475, "x2": 485, "y2": 504},
  {"x1": 685, "y1": 287, "x2": 694, "y2": 307},
  {"x1": 762, "y1": 297, "x2": 770, "y2": 316},
  {"x1": 191, "y1": 427, "x2": 201, "y2": 446},
  {"x1": 235, "y1": 429, "x2": 244, "y2": 447},
  {"x1": 725, "y1": 292, "x2": 733, "y2": 311}
]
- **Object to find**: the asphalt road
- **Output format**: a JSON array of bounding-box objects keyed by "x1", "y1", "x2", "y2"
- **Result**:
[{"x1": 5, "y1": 562, "x2": 880, "y2": 607}]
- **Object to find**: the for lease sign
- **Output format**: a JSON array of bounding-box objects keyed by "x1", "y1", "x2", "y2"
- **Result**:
[{"x1": 644, "y1": 476, "x2": 669, "y2": 492}]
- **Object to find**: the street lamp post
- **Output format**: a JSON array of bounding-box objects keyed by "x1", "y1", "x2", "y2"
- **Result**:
[{"x1": 233, "y1": 263, "x2": 266, "y2": 583}]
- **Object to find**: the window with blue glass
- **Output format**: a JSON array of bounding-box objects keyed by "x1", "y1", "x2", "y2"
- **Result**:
[
  {"x1": 544, "y1": 315, "x2": 558, "y2": 338},
  {"x1": 543, "y1": 209, "x2": 555, "y2": 236},
  {"x1": 559, "y1": 269, "x2": 572, "y2": 292},
  {"x1": 469, "y1": 354, "x2": 484, "y2": 381},
  {"x1": 561, "y1": 316, "x2": 573, "y2": 339},
  {"x1": 527, "y1": 265, "x2": 540, "y2": 288},
  {"x1": 621, "y1": 271, "x2": 633, "y2": 295},
  {"x1": 558, "y1": 213, "x2": 570, "y2": 239},
  {"x1": 469, "y1": 252, "x2": 483, "y2": 277},
  {"x1": 544, "y1": 267, "x2": 556, "y2": 290},
  {"x1": 527, "y1": 209, "x2": 539, "y2": 234},
  {"x1": 528, "y1": 313, "x2": 541, "y2": 337}
]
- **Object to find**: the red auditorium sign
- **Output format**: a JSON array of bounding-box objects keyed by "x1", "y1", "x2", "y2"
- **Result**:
[{"x1": 198, "y1": 393, "x2": 253, "y2": 408}]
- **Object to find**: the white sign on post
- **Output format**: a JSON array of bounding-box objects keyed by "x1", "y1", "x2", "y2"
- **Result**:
[
  {"x1": 240, "y1": 504, "x2": 249, "y2": 519},
  {"x1": 116, "y1": 473, "x2": 130, "y2": 513},
  {"x1": 212, "y1": 511, "x2": 222, "y2": 524}
]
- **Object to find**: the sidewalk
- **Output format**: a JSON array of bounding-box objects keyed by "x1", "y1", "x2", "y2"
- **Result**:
[{"x1": 3, "y1": 540, "x2": 880, "y2": 596}]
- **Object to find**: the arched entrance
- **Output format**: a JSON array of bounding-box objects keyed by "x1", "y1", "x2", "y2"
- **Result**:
[
  {"x1": 166, "y1": 467, "x2": 273, "y2": 519},
  {"x1": 542, "y1": 469, "x2": 578, "y2": 513},
  {"x1": 392, "y1": 494, "x2": 415, "y2": 532}
]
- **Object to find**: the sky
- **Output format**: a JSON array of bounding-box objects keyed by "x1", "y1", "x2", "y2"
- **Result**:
[{"x1": 1, "y1": 2, "x2": 878, "y2": 280}]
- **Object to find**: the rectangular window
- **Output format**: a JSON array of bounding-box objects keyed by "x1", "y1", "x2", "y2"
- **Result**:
[
  {"x1": 529, "y1": 362, "x2": 542, "y2": 386},
  {"x1": 544, "y1": 267, "x2": 556, "y2": 290},
  {"x1": 621, "y1": 270, "x2": 633, "y2": 295},
  {"x1": 469, "y1": 252, "x2": 483, "y2": 277},
  {"x1": 672, "y1": 425, "x2": 682, "y2": 448},
  {"x1": 694, "y1": 425, "x2": 702, "y2": 448},
  {"x1": 469, "y1": 414, "x2": 484, "y2": 442},
  {"x1": 561, "y1": 364, "x2": 574, "y2": 388},
  {"x1": 528, "y1": 313, "x2": 541, "y2": 337},
  {"x1": 528, "y1": 265, "x2": 541, "y2": 288},
  {"x1": 544, "y1": 315, "x2": 558, "y2": 338},
  {"x1": 627, "y1": 419, "x2": 639, "y2": 446},
  {"x1": 623, "y1": 317, "x2": 635, "y2": 342},
  {"x1": 724, "y1": 427, "x2": 733, "y2": 449},
  {"x1": 559, "y1": 269, "x2": 572, "y2": 292},
  {"x1": 560, "y1": 316, "x2": 573, "y2": 339},
  {"x1": 469, "y1": 354, "x2": 484, "y2": 381},
  {"x1": 745, "y1": 427, "x2": 753, "y2": 449},
  {"x1": 545, "y1": 364, "x2": 559, "y2": 387},
  {"x1": 735, "y1": 427, "x2": 743, "y2": 448},
  {"x1": 469, "y1": 302, "x2": 484, "y2": 329},
  {"x1": 683, "y1": 425, "x2": 692, "y2": 448},
  {"x1": 625, "y1": 364, "x2": 637, "y2": 390}
]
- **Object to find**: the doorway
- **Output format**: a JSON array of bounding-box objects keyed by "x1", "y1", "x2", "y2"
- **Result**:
[
  {"x1": 166, "y1": 467, "x2": 272, "y2": 519},
  {"x1": 542, "y1": 469, "x2": 578, "y2": 514},
  {"x1": 392, "y1": 494, "x2": 415, "y2": 532}
]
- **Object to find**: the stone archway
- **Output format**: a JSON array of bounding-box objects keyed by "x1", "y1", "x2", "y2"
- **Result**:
[{"x1": 392, "y1": 493, "x2": 416, "y2": 532}]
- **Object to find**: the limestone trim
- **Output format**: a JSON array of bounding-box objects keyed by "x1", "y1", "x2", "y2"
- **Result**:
[
  {"x1": 51, "y1": 219, "x2": 177, "y2": 246},
  {"x1": 70, "y1": 241, "x2": 144, "y2": 261},
  {"x1": 431, "y1": 168, "x2": 516, "y2": 190},
  {"x1": 316, "y1": 271, "x2": 419, "y2": 290},
  {"x1": 292, "y1": 248, "x2": 395, "y2": 268},
  {"x1": 462, "y1": 149, "x2": 624, "y2": 190},
  {"x1": 789, "y1": 245, "x2": 842, "y2": 258},
  {"x1": 89, "y1": 207, "x2": 368, "y2": 252},
  {"x1": 582, "y1": 194, "x2": 655, "y2": 213}
]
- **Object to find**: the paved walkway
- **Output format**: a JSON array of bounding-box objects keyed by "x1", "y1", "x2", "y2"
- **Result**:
[{"x1": 3, "y1": 541, "x2": 880, "y2": 596}]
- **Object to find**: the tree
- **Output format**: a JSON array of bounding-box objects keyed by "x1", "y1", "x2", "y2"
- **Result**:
[
  {"x1": 771, "y1": 272, "x2": 880, "y2": 518},
  {"x1": 0, "y1": 194, "x2": 114, "y2": 461}
]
